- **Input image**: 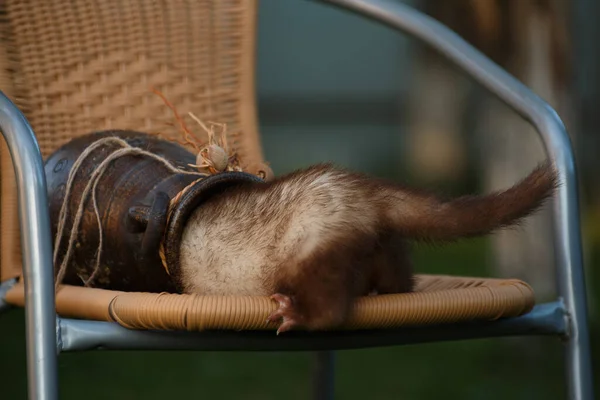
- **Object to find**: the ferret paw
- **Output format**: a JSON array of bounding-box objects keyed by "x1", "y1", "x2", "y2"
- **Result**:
[{"x1": 267, "y1": 293, "x2": 304, "y2": 335}]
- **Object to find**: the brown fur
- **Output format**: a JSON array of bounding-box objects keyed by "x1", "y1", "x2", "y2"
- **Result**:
[{"x1": 178, "y1": 161, "x2": 558, "y2": 333}]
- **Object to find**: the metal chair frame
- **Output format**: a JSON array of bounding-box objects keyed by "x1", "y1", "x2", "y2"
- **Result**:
[{"x1": 0, "y1": 1, "x2": 593, "y2": 399}]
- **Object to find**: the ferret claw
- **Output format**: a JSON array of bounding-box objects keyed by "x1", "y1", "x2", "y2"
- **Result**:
[
  {"x1": 275, "y1": 320, "x2": 297, "y2": 335},
  {"x1": 267, "y1": 293, "x2": 302, "y2": 335}
]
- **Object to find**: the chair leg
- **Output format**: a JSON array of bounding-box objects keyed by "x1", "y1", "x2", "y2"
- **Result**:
[
  {"x1": 0, "y1": 296, "x2": 10, "y2": 314},
  {"x1": 563, "y1": 295, "x2": 594, "y2": 400},
  {"x1": 0, "y1": 278, "x2": 17, "y2": 314},
  {"x1": 566, "y1": 336, "x2": 594, "y2": 400},
  {"x1": 312, "y1": 351, "x2": 335, "y2": 400}
]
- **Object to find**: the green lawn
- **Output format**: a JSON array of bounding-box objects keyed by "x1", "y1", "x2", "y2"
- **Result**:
[{"x1": 2, "y1": 237, "x2": 597, "y2": 399}]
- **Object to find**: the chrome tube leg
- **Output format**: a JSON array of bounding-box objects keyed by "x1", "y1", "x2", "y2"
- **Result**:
[
  {"x1": 316, "y1": 1, "x2": 594, "y2": 399},
  {"x1": 0, "y1": 278, "x2": 17, "y2": 314},
  {"x1": 0, "y1": 92, "x2": 58, "y2": 400},
  {"x1": 313, "y1": 351, "x2": 335, "y2": 400},
  {"x1": 557, "y1": 170, "x2": 594, "y2": 400}
]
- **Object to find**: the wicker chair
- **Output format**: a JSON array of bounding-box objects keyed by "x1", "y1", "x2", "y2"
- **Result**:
[{"x1": 0, "y1": 0, "x2": 593, "y2": 399}]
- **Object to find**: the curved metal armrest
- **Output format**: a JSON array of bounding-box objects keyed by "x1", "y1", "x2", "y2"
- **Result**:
[
  {"x1": 0, "y1": 91, "x2": 57, "y2": 399},
  {"x1": 317, "y1": 0, "x2": 593, "y2": 398}
]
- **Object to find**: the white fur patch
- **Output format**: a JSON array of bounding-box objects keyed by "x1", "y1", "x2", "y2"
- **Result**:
[
  {"x1": 179, "y1": 208, "x2": 271, "y2": 296},
  {"x1": 177, "y1": 168, "x2": 380, "y2": 296}
]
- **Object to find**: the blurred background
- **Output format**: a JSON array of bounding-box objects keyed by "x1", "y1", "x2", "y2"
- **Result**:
[{"x1": 2, "y1": 0, "x2": 600, "y2": 398}]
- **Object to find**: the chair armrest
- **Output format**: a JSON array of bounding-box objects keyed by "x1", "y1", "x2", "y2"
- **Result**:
[
  {"x1": 0, "y1": 91, "x2": 58, "y2": 398},
  {"x1": 316, "y1": 1, "x2": 592, "y2": 398}
]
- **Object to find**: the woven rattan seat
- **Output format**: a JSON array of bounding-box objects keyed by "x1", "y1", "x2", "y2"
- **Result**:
[
  {"x1": 0, "y1": 0, "x2": 537, "y2": 333},
  {"x1": 4, "y1": 275, "x2": 535, "y2": 331}
]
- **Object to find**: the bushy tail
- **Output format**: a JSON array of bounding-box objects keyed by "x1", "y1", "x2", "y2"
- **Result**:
[{"x1": 388, "y1": 161, "x2": 559, "y2": 242}]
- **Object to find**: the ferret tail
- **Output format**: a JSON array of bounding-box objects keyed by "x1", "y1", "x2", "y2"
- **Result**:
[{"x1": 389, "y1": 161, "x2": 559, "y2": 242}]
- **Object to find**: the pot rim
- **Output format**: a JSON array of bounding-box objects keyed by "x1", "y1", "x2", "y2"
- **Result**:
[{"x1": 163, "y1": 171, "x2": 264, "y2": 290}]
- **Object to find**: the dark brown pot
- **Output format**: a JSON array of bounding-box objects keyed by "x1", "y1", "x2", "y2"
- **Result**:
[{"x1": 45, "y1": 130, "x2": 263, "y2": 293}]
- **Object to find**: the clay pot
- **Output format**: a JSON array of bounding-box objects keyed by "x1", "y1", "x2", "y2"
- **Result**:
[{"x1": 45, "y1": 130, "x2": 263, "y2": 293}]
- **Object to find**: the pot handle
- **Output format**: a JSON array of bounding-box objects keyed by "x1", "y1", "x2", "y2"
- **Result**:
[{"x1": 127, "y1": 191, "x2": 170, "y2": 263}]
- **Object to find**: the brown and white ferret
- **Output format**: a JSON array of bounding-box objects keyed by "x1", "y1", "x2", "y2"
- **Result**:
[{"x1": 178, "y1": 162, "x2": 558, "y2": 334}]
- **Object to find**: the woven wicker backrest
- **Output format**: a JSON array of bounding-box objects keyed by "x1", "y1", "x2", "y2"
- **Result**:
[{"x1": 0, "y1": 0, "x2": 263, "y2": 280}]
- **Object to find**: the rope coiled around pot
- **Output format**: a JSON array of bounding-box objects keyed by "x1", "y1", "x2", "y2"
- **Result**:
[{"x1": 53, "y1": 136, "x2": 207, "y2": 291}]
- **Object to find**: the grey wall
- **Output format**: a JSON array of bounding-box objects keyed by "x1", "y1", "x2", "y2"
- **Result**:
[
  {"x1": 254, "y1": 0, "x2": 418, "y2": 176},
  {"x1": 256, "y1": 0, "x2": 413, "y2": 99}
]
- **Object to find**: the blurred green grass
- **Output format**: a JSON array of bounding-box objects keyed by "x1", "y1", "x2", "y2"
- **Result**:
[{"x1": 2, "y1": 237, "x2": 597, "y2": 399}]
